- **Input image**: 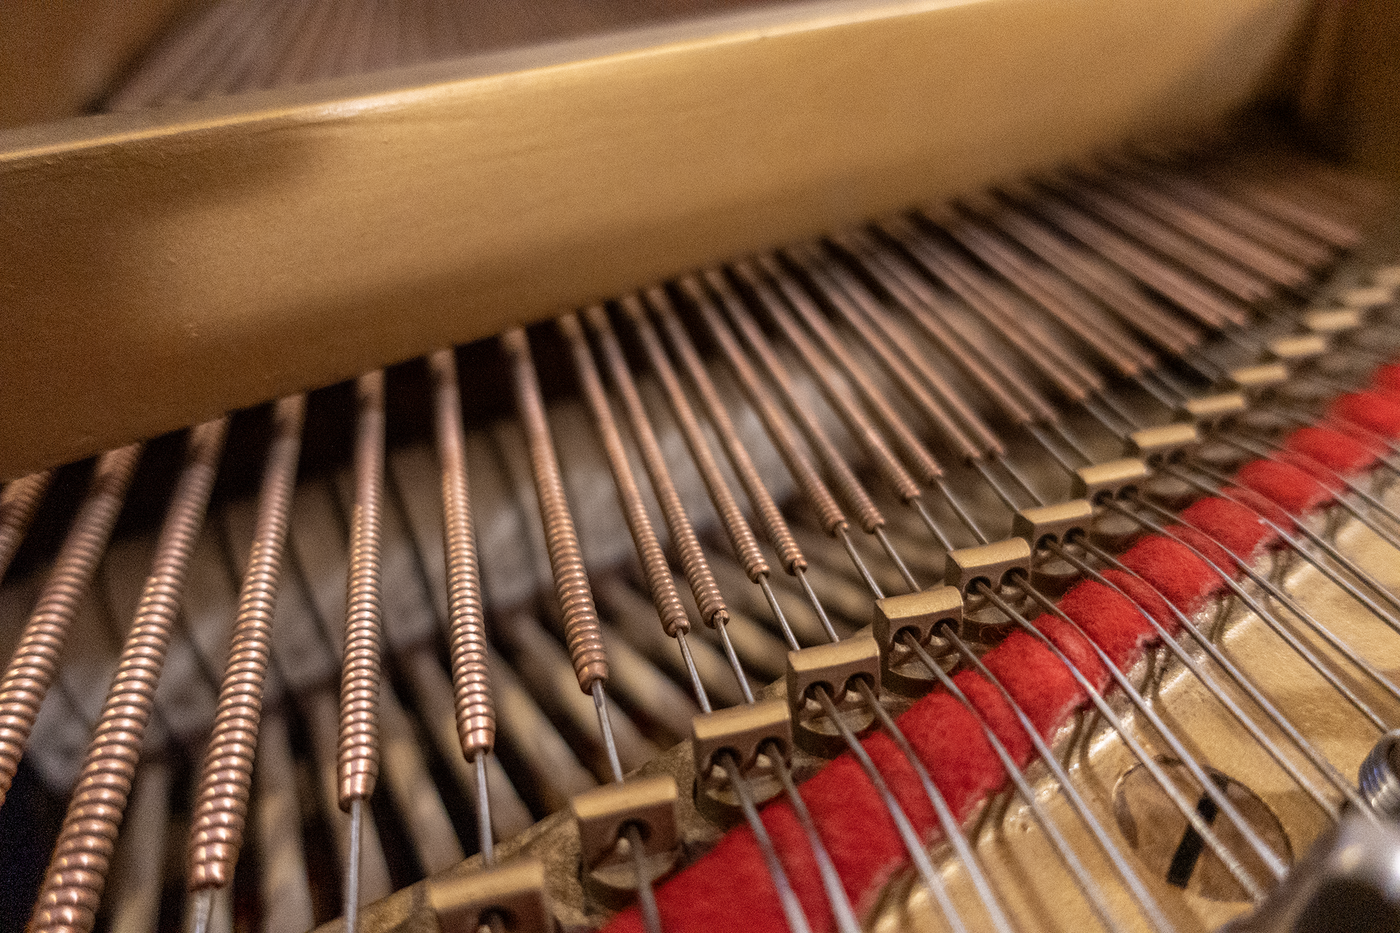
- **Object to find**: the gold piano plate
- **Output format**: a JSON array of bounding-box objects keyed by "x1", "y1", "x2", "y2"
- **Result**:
[{"x1": 1, "y1": 0, "x2": 1316, "y2": 480}]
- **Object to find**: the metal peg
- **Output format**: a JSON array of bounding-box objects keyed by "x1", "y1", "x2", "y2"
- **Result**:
[
  {"x1": 944, "y1": 538, "x2": 1032, "y2": 597},
  {"x1": 786, "y1": 634, "x2": 882, "y2": 756},
  {"x1": 428, "y1": 859, "x2": 555, "y2": 933},
  {"x1": 1360, "y1": 730, "x2": 1400, "y2": 820},
  {"x1": 571, "y1": 776, "x2": 680, "y2": 908},
  {"x1": 873, "y1": 586, "x2": 963, "y2": 695},
  {"x1": 1223, "y1": 811, "x2": 1400, "y2": 933},
  {"x1": 691, "y1": 700, "x2": 792, "y2": 822}
]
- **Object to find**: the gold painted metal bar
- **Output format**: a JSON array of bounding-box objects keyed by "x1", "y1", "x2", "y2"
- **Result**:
[{"x1": 0, "y1": 0, "x2": 1308, "y2": 479}]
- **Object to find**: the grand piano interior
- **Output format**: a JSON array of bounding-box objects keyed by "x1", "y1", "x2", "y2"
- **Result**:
[{"x1": 4, "y1": 2, "x2": 1400, "y2": 932}]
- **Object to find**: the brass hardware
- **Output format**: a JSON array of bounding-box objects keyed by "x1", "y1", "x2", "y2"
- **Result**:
[
  {"x1": 786, "y1": 635, "x2": 882, "y2": 709},
  {"x1": 355, "y1": 496, "x2": 1400, "y2": 933},
  {"x1": 691, "y1": 700, "x2": 793, "y2": 779},
  {"x1": 874, "y1": 585, "x2": 965, "y2": 648},
  {"x1": 1227, "y1": 363, "x2": 1289, "y2": 396},
  {"x1": 1303, "y1": 308, "x2": 1361, "y2": 333},
  {"x1": 1124, "y1": 424, "x2": 1200, "y2": 463},
  {"x1": 1012, "y1": 499, "x2": 1098, "y2": 593},
  {"x1": 427, "y1": 859, "x2": 554, "y2": 933},
  {"x1": 786, "y1": 634, "x2": 881, "y2": 756},
  {"x1": 691, "y1": 700, "x2": 792, "y2": 823},
  {"x1": 1012, "y1": 500, "x2": 1095, "y2": 548},
  {"x1": 944, "y1": 538, "x2": 1033, "y2": 596},
  {"x1": 571, "y1": 776, "x2": 680, "y2": 907},
  {"x1": 873, "y1": 586, "x2": 963, "y2": 695},
  {"x1": 1072, "y1": 458, "x2": 1150, "y2": 502},
  {"x1": 1338, "y1": 285, "x2": 1393, "y2": 308},
  {"x1": 1267, "y1": 334, "x2": 1329, "y2": 362},
  {"x1": 572, "y1": 777, "x2": 679, "y2": 869},
  {"x1": 1372, "y1": 266, "x2": 1400, "y2": 289},
  {"x1": 1177, "y1": 393, "x2": 1247, "y2": 429}
]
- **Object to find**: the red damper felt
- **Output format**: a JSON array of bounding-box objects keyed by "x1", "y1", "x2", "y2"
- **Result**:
[
  {"x1": 606, "y1": 747, "x2": 906, "y2": 933},
  {"x1": 1284, "y1": 426, "x2": 1380, "y2": 476},
  {"x1": 950, "y1": 670, "x2": 1034, "y2": 771},
  {"x1": 758, "y1": 803, "x2": 838, "y2": 929},
  {"x1": 1166, "y1": 524, "x2": 1238, "y2": 577},
  {"x1": 1119, "y1": 534, "x2": 1226, "y2": 616},
  {"x1": 1033, "y1": 614, "x2": 1113, "y2": 693},
  {"x1": 1218, "y1": 486, "x2": 1297, "y2": 536},
  {"x1": 1180, "y1": 497, "x2": 1280, "y2": 560},
  {"x1": 1054, "y1": 578, "x2": 1160, "y2": 670},
  {"x1": 980, "y1": 631, "x2": 1089, "y2": 739},
  {"x1": 893, "y1": 689, "x2": 1020, "y2": 824},
  {"x1": 797, "y1": 751, "x2": 910, "y2": 917},
  {"x1": 1373, "y1": 362, "x2": 1400, "y2": 394},
  {"x1": 606, "y1": 674, "x2": 1040, "y2": 933},
  {"x1": 604, "y1": 820, "x2": 793, "y2": 933},
  {"x1": 1236, "y1": 459, "x2": 1336, "y2": 515},
  {"x1": 1330, "y1": 391, "x2": 1400, "y2": 439},
  {"x1": 1101, "y1": 568, "x2": 1184, "y2": 635},
  {"x1": 605, "y1": 512, "x2": 1285, "y2": 933},
  {"x1": 607, "y1": 529, "x2": 1244, "y2": 933}
]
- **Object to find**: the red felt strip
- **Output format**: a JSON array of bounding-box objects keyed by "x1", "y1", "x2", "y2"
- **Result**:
[
  {"x1": 604, "y1": 515, "x2": 1270, "y2": 933},
  {"x1": 892, "y1": 689, "x2": 1014, "y2": 824},
  {"x1": 801, "y1": 752, "x2": 907, "y2": 912},
  {"x1": 1117, "y1": 533, "x2": 1225, "y2": 614},
  {"x1": 1217, "y1": 486, "x2": 1297, "y2": 536},
  {"x1": 981, "y1": 632, "x2": 1085, "y2": 739},
  {"x1": 1054, "y1": 578, "x2": 1158, "y2": 669},
  {"x1": 952, "y1": 670, "x2": 1034, "y2": 769},
  {"x1": 603, "y1": 373, "x2": 1400, "y2": 933},
  {"x1": 1283, "y1": 426, "x2": 1380, "y2": 476},
  {"x1": 1034, "y1": 614, "x2": 1112, "y2": 692},
  {"x1": 614, "y1": 816, "x2": 798, "y2": 933},
  {"x1": 1330, "y1": 390, "x2": 1400, "y2": 437},
  {"x1": 603, "y1": 544, "x2": 1236, "y2": 933},
  {"x1": 1236, "y1": 459, "x2": 1336, "y2": 514},
  {"x1": 1179, "y1": 496, "x2": 1280, "y2": 559},
  {"x1": 1373, "y1": 363, "x2": 1400, "y2": 394},
  {"x1": 603, "y1": 587, "x2": 1193, "y2": 933}
]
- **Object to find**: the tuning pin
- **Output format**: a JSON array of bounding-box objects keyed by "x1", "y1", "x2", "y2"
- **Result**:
[
  {"x1": 1222, "y1": 809, "x2": 1400, "y2": 933},
  {"x1": 1360, "y1": 730, "x2": 1400, "y2": 820}
]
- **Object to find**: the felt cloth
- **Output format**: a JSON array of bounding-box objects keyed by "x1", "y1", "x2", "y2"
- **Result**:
[
  {"x1": 1372, "y1": 362, "x2": 1400, "y2": 394},
  {"x1": 602, "y1": 384, "x2": 1400, "y2": 933},
  {"x1": 1284, "y1": 426, "x2": 1380, "y2": 476},
  {"x1": 1331, "y1": 390, "x2": 1400, "y2": 437},
  {"x1": 1236, "y1": 459, "x2": 1336, "y2": 514}
]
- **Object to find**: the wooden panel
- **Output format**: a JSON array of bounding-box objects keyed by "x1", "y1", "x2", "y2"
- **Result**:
[{"x1": 0, "y1": 0, "x2": 1308, "y2": 479}]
